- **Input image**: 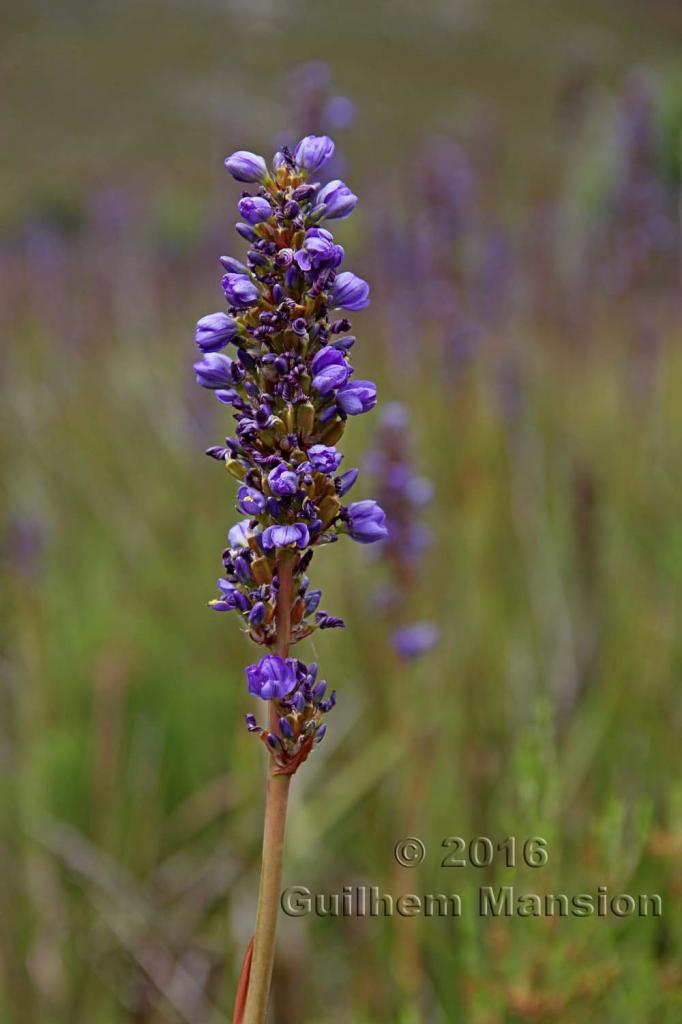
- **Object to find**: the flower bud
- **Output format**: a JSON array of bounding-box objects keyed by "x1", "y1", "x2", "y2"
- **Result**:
[
  {"x1": 332, "y1": 271, "x2": 370, "y2": 311},
  {"x1": 346, "y1": 500, "x2": 388, "y2": 543},
  {"x1": 318, "y1": 495, "x2": 341, "y2": 526},
  {"x1": 296, "y1": 402, "x2": 315, "y2": 435},
  {"x1": 224, "y1": 150, "x2": 268, "y2": 183},
  {"x1": 220, "y1": 255, "x2": 249, "y2": 273},
  {"x1": 249, "y1": 601, "x2": 267, "y2": 626},
  {"x1": 292, "y1": 184, "x2": 317, "y2": 201},
  {"x1": 236, "y1": 223, "x2": 259, "y2": 243},
  {"x1": 195, "y1": 312, "x2": 240, "y2": 352},
  {"x1": 279, "y1": 717, "x2": 294, "y2": 740},
  {"x1": 194, "y1": 352, "x2": 234, "y2": 390},
  {"x1": 238, "y1": 196, "x2": 273, "y2": 225},
  {"x1": 250, "y1": 555, "x2": 273, "y2": 584},
  {"x1": 336, "y1": 467, "x2": 359, "y2": 496},
  {"x1": 304, "y1": 589, "x2": 322, "y2": 615},
  {"x1": 336, "y1": 380, "x2": 377, "y2": 415},
  {"x1": 226, "y1": 459, "x2": 247, "y2": 481},
  {"x1": 318, "y1": 179, "x2": 358, "y2": 220},
  {"x1": 319, "y1": 417, "x2": 346, "y2": 445},
  {"x1": 294, "y1": 135, "x2": 335, "y2": 172},
  {"x1": 222, "y1": 273, "x2": 260, "y2": 307}
]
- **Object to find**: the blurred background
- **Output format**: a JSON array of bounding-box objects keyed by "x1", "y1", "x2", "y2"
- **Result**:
[{"x1": 3, "y1": 1, "x2": 682, "y2": 1021}]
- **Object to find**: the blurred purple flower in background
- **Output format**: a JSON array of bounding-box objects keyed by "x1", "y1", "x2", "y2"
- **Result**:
[{"x1": 368, "y1": 402, "x2": 439, "y2": 661}]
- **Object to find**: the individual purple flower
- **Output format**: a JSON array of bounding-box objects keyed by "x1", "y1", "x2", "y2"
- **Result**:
[
  {"x1": 194, "y1": 352, "x2": 234, "y2": 389},
  {"x1": 195, "y1": 312, "x2": 240, "y2": 352},
  {"x1": 222, "y1": 273, "x2": 260, "y2": 307},
  {"x1": 294, "y1": 249, "x2": 312, "y2": 272},
  {"x1": 209, "y1": 578, "x2": 237, "y2": 611},
  {"x1": 294, "y1": 134, "x2": 335, "y2": 172},
  {"x1": 331, "y1": 271, "x2": 370, "y2": 310},
  {"x1": 308, "y1": 444, "x2": 342, "y2": 473},
  {"x1": 318, "y1": 179, "x2": 358, "y2": 219},
  {"x1": 268, "y1": 462, "x2": 299, "y2": 496},
  {"x1": 215, "y1": 389, "x2": 240, "y2": 406},
  {"x1": 237, "y1": 196, "x2": 273, "y2": 225},
  {"x1": 303, "y1": 227, "x2": 344, "y2": 267},
  {"x1": 224, "y1": 150, "x2": 268, "y2": 183},
  {"x1": 311, "y1": 346, "x2": 351, "y2": 394},
  {"x1": 262, "y1": 523, "x2": 310, "y2": 549},
  {"x1": 346, "y1": 500, "x2": 388, "y2": 543},
  {"x1": 228, "y1": 520, "x2": 252, "y2": 548},
  {"x1": 209, "y1": 578, "x2": 249, "y2": 612},
  {"x1": 246, "y1": 655, "x2": 298, "y2": 700},
  {"x1": 304, "y1": 589, "x2": 322, "y2": 614},
  {"x1": 237, "y1": 485, "x2": 266, "y2": 516},
  {"x1": 392, "y1": 623, "x2": 439, "y2": 660},
  {"x1": 336, "y1": 379, "x2": 377, "y2": 415}
]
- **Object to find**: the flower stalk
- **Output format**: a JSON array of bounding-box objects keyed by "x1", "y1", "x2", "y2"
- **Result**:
[{"x1": 240, "y1": 554, "x2": 293, "y2": 1024}]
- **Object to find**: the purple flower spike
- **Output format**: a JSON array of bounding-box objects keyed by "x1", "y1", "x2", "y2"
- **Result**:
[
  {"x1": 392, "y1": 623, "x2": 439, "y2": 661},
  {"x1": 318, "y1": 179, "x2": 358, "y2": 220},
  {"x1": 237, "y1": 196, "x2": 273, "y2": 225},
  {"x1": 268, "y1": 462, "x2": 299, "y2": 496},
  {"x1": 311, "y1": 346, "x2": 351, "y2": 394},
  {"x1": 246, "y1": 655, "x2": 298, "y2": 700},
  {"x1": 337, "y1": 379, "x2": 377, "y2": 415},
  {"x1": 224, "y1": 150, "x2": 268, "y2": 183},
  {"x1": 195, "y1": 130, "x2": 385, "y2": 768},
  {"x1": 262, "y1": 523, "x2": 310, "y2": 550},
  {"x1": 332, "y1": 271, "x2": 370, "y2": 310},
  {"x1": 294, "y1": 135, "x2": 335, "y2": 172},
  {"x1": 195, "y1": 312, "x2": 240, "y2": 352},
  {"x1": 309, "y1": 444, "x2": 342, "y2": 473},
  {"x1": 222, "y1": 273, "x2": 260, "y2": 307},
  {"x1": 346, "y1": 500, "x2": 388, "y2": 544},
  {"x1": 194, "y1": 352, "x2": 235, "y2": 389}
]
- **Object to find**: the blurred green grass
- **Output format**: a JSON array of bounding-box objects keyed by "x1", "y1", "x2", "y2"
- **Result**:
[{"x1": 3, "y1": 1, "x2": 682, "y2": 1022}]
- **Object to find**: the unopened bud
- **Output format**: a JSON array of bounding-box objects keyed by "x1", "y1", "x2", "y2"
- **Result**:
[
  {"x1": 296, "y1": 402, "x2": 315, "y2": 436},
  {"x1": 250, "y1": 555, "x2": 273, "y2": 584}
]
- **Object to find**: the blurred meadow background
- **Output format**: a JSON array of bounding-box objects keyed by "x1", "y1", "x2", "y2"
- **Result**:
[{"x1": 3, "y1": 0, "x2": 682, "y2": 1021}]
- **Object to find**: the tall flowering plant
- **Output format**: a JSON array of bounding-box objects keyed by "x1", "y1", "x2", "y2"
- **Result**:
[{"x1": 192, "y1": 135, "x2": 386, "y2": 1023}]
